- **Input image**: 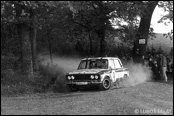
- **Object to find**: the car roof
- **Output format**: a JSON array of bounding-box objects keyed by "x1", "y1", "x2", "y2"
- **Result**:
[{"x1": 81, "y1": 57, "x2": 120, "y2": 60}]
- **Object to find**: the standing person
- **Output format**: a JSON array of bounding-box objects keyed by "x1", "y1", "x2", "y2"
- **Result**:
[
  {"x1": 134, "y1": 48, "x2": 140, "y2": 63},
  {"x1": 148, "y1": 52, "x2": 153, "y2": 69},
  {"x1": 160, "y1": 53, "x2": 168, "y2": 82},
  {"x1": 152, "y1": 53, "x2": 161, "y2": 80},
  {"x1": 151, "y1": 54, "x2": 156, "y2": 80},
  {"x1": 166, "y1": 56, "x2": 172, "y2": 72},
  {"x1": 144, "y1": 52, "x2": 150, "y2": 67},
  {"x1": 141, "y1": 55, "x2": 145, "y2": 65},
  {"x1": 172, "y1": 63, "x2": 173, "y2": 73},
  {"x1": 156, "y1": 53, "x2": 162, "y2": 80}
]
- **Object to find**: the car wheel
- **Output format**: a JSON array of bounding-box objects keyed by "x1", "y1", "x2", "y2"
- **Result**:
[
  {"x1": 66, "y1": 84, "x2": 79, "y2": 92},
  {"x1": 99, "y1": 77, "x2": 111, "y2": 90}
]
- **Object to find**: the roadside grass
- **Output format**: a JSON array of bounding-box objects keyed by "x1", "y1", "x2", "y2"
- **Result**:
[
  {"x1": 1, "y1": 62, "x2": 69, "y2": 96},
  {"x1": 1, "y1": 69, "x2": 44, "y2": 96}
]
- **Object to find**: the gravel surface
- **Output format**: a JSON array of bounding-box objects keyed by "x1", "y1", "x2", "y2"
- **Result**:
[{"x1": 1, "y1": 80, "x2": 173, "y2": 115}]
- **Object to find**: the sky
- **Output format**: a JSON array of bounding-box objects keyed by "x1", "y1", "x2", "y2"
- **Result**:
[{"x1": 151, "y1": 6, "x2": 173, "y2": 33}]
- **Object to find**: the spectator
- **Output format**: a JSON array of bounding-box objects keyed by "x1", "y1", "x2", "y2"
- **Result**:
[
  {"x1": 171, "y1": 63, "x2": 173, "y2": 73},
  {"x1": 166, "y1": 56, "x2": 172, "y2": 72},
  {"x1": 148, "y1": 52, "x2": 153, "y2": 69},
  {"x1": 159, "y1": 53, "x2": 168, "y2": 82},
  {"x1": 152, "y1": 54, "x2": 160, "y2": 80},
  {"x1": 156, "y1": 53, "x2": 162, "y2": 80}
]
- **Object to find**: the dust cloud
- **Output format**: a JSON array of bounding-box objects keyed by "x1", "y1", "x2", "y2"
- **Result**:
[
  {"x1": 39, "y1": 54, "x2": 81, "y2": 74},
  {"x1": 123, "y1": 62, "x2": 153, "y2": 87},
  {"x1": 39, "y1": 55, "x2": 153, "y2": 89},
  {"x1": 39, "y1": 54, "x2": 82, "y2": 91}
]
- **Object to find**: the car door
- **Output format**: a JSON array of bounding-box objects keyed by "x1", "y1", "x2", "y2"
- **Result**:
[
  {"x1": 109, "y1": 59, "x2": 116, "y2": 82},
  {"x1": 113, "y1": 59, "x2": 124, "y2": 79}
]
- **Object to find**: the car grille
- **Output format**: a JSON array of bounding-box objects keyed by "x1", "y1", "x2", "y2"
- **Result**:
[
  {"x1": 70, "y1": 74, "x2": 100, "y2": 81},
  {"x1": 73, "y1": 74, "x2": 91, "y2": 80}
]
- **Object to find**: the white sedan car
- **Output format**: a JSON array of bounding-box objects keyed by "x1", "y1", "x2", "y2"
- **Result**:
[{"x1": 66, "y1": 57, "x2": 129, "y2": 91}]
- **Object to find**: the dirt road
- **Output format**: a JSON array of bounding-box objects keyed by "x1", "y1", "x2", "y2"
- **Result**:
[{"x1": 1, "y1": 80, "x2": 173, "y2": 115}]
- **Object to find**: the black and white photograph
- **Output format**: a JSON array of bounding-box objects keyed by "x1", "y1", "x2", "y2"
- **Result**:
[{"x1": 1, "y1": 1, "x2": 173, "y2": 115}]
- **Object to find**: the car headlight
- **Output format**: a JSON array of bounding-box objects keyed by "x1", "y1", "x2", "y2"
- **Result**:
[
  {"x1": 67, "y1": 76, "x2": 71, "y2": 80},
  {"x1": 71, "y1": 76, "x2": 75, "y2": 80},
  {"x1": 95, "y1": 75, "x2": 98, "y2": 79},
  {"x1": 90, "y1": 75, "x2": 94, "y2": 79}
]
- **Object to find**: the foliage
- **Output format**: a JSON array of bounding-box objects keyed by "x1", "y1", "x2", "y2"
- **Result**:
[
  {"x1": 158, "y1": 1, "x2": 173, "y2": 39},
  {"x1": 1, "y1": 1, "x2": 173, "y2": 57}
]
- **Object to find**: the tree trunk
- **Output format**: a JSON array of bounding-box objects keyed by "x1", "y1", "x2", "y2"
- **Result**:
[
  {"x1": 98, "y1": 28, "x2": 106, "y2": 57},
  {"x1": 21, "y1": 24, "x2": 34, "y2": 77},
  {"x1": 30, "y1": 9, "x2": 39, "y2": 72},
  {"x1": 15, "y1": 2, "x2": 34, "y2": 77},
  {"x1": 48, "y1": 39, "x2": 53, "y2": 64},
  {"x1": 89, "y1": 31, "x2": 93, "y2": 56},
  {"x1": 133, "y1": 1, "x2": 158, "y2": 63},
  {"x1": 17, "y1": 24, "x2": 23, "y2": 72},
  {"x1": 46, "y1": 30, "x2": 53, "y2": 64},
  {"x1": 15, "y1": 2, "x2": 23, "y2": 72}
]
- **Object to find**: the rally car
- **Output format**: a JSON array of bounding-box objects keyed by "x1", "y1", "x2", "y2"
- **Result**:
[{"x1": 66, "y1": 57, "x2": 129, "y2": 91}]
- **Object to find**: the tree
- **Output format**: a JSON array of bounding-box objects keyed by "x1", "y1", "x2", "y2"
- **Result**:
[
  {"x1": 69, "y1": 1, "x2": 173, "y2": 59},
  {"x1": 13, "y1": 1, "x2": 34, "y2": 77},
  {"x1": 1, "y1": 1, "x2": 61, "y2": 77},
  {"x1": 133, "y1": 1, "x2": 173, "y2": 63},
  {"x1": 2, "y1": 1, "x2": 173, "y2": 75},
  {"x1": 68, "y1": 1, "x2": 118, "y2": 56},
  {"x1": 158, "y1": 1, "x2": 173, "y2": 40},
  {"x1": 36, "y1": 1, "x2": 76, "y2": 56},
  {"x1": 133, "y1": 1, "x2": 159, "y2": 63}
]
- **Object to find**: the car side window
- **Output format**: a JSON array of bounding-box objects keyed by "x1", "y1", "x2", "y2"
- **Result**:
[
  {"x1": 114, "y1": 59, "x2": 122, "y2": 68},
  {"x1": 109, "y1": 59, "x2": 115, "y2": 69},
  {"x1": 78, "y1": 60, "x2": 87, "y2": 69},
  {"x1": 118, "y1": 60, "x2": 123, "y2": 68}
]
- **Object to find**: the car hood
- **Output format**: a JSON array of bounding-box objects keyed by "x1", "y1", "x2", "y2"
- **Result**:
[{"x1": 68, "y1": 69, "x2": 108, "y2": 75}]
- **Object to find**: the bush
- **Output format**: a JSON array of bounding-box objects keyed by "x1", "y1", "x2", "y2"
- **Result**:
[
  {"x1": 1, "y1": 68, "x2": 54, "y2": 96},
  {"x1": 51, "y1": 74, "x2": 68, "y2": 93},
  {"x1": 1, "y1": 54, "x2": 20, "y2": 71},
  {"x1": 1, "y1": 54, "x2": 71, "y2": 96},
  {"x1": 38, "y1": 62, "x2": 68, "y2": 93}
]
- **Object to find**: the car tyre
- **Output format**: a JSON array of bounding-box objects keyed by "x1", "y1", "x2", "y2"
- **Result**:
[{"x1": 99, "y1": 77, "x2": 111, "y2": 90}]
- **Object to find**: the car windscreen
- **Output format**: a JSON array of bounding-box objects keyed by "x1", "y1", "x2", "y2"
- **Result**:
[{"x1": 78, "y1": 59, "x2": 108, "y2": 69}]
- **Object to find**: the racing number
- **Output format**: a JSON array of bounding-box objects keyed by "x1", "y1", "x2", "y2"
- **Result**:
[
  {"x1": 109, "y1": 59, "x2": 117, "y2": 82},
  {"x1": 112, "y1": 70, "x2": 116, "y2": 82}
]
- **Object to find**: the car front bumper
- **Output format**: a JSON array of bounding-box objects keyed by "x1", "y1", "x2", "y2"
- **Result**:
[{"x1": 66, "y1": 81, "x2": 102, "y2": 85}]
